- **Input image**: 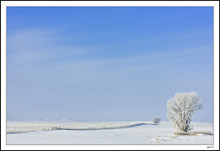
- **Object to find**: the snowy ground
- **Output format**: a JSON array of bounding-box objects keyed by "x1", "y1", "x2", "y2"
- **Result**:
[{"x1": 6, "y1": 121, "x2": 213, "y2": 144}]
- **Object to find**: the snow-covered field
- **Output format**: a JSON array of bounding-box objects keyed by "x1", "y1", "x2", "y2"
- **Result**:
[{"x1": 7, "y1": 121, "x2": 213, "y2": 144}]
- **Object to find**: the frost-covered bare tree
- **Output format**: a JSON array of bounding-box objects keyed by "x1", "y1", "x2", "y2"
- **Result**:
[{"x1": 167, "y1": 92, "x2": 203, "y2": 132}]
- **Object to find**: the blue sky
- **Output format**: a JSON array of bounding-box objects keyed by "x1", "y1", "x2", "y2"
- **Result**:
[{"x1": 7, "y1": 7, "x2": 213, "y2": 122}]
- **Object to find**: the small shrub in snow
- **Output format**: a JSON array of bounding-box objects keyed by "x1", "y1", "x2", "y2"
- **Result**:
[
  {"x1": 152, "y1": 117, "x2": 161, "y2": 124},
  {"x1": 167, "y1": 92, "x2": 203, "y2": 132}
]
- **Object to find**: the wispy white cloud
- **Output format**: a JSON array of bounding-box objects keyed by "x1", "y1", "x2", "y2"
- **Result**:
[
  {"x1": 7, "y1": 28, "x2": 94, "y2": 64},
  {"x1": 7, "y1": 27, "x2": 213, "y2": 80}
]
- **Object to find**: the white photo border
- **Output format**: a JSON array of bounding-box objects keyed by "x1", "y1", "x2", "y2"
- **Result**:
[{"x1": 1, "y1": 1, "x2": 219, "y2": 150}]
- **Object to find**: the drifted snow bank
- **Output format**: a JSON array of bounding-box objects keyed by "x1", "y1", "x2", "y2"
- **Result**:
[
  {"x1": 7, "y1": 121, "x2": 151, "y2": 134},
  {"x1": 173, "y1": 131, "x2": 213, "y2": 136}
]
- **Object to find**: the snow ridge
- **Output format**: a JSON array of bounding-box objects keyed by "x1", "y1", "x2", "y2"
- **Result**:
[{"x1": 7, "y1": 121, "x2": 151, "y2": 134}]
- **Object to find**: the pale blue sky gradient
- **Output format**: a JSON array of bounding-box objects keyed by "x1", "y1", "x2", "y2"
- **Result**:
[{"x1": 7, "y1": 7, "x2": 213, "y2": 122}]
